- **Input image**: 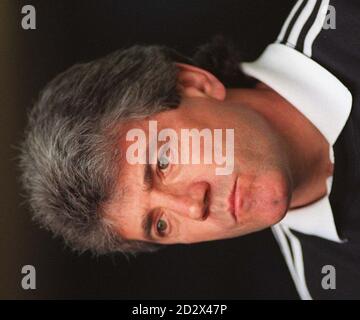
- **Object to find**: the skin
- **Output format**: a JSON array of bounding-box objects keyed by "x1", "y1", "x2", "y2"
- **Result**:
[{"x1": 105, "y1": 63, "x2": 334, "y2": 245}]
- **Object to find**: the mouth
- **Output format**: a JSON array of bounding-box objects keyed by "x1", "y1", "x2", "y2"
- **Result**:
[{"x1": 229, "y1": 177, "x2": 241, "y2": 222}]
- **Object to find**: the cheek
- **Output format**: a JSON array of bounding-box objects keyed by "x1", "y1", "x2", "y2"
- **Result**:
[
  {"x1": 177, "y1": 163, "x2": 219, "y2": 181},
  {"x1": 178, "y1": 222, "x2": 226, "y2": 244}
]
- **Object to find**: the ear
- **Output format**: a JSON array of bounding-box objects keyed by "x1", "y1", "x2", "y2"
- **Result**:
[{"x1": 176, "y1": 63, "x2": 226, "y2": 101}]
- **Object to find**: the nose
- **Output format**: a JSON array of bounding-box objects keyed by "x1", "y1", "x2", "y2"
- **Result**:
[{"x1": 151, "y1": 182, "x2": 210, "y2": 220}]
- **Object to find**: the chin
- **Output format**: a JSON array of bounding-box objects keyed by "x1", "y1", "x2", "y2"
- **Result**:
[
  {"x1": 262, "y1": 180, "x2": 291, "y2": 226},
  {"x1": 243, "y1": 170, "x2": 292, "y2": 228},
  {"x1": 261, "y1": 194, "x2": 290, "y2": 226}
]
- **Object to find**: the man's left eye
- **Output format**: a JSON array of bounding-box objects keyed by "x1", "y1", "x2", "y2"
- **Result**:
[
  {"x1": 157, "y1": 155, "x2": 170, "y2": 171},
  {"x1": 156, "y1": 218, "x2": 168, "y2": 236}
]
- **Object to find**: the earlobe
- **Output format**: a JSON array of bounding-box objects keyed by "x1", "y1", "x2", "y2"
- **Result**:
[{"x1": 175, "y1": 63, "x2": 226, "y2": 101}]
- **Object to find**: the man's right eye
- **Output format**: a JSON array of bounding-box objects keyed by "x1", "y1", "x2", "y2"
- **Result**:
[{"x1": 157, "y1": 154, "x2": 170, "y2": 171}]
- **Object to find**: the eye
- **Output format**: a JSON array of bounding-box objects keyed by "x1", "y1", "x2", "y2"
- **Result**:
[
  {"x1": 156, "y1": 218, "x2": 168, "y2": 237},
  {"x1": 157, "y1": 153, "x2": 170, "y2": 171}
]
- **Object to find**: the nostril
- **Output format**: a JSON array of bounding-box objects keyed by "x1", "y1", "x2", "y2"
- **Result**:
[
  {"x1": 202, "y1": 189, "x2": 210, "y2": 220},
  {"x1": 202, "y1": 203, "x2": 210, "y2": 220},
  {"x1": 204, "y1": 188, "x2": 209, "y2": 206}
]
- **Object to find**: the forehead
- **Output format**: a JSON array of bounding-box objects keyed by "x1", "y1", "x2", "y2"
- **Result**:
[
  {"x1": 104, "y1": 118, "x2": 151, "y2": 239},
  {"x1": 104, "y1": 152, "x2": 147, "y2": 240}
]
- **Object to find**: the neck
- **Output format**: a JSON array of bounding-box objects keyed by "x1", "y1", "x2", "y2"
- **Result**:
[{"x1": 226, "y1": 84, "x2": 333, "y2": 208}]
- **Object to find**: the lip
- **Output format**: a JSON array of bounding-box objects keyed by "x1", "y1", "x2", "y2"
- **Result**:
[{"x1": 229, "y1": 177, "x2": 241, "y2": 222}]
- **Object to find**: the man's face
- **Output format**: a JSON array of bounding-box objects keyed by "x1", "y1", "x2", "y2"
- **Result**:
[{"x1": 107, "y1": 93, "x2": 293, "y2": 245}]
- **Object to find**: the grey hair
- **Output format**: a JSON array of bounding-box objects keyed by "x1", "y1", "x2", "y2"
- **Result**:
[{"x1": 19, "y1": 45, "x2": 190, "y2": 257}]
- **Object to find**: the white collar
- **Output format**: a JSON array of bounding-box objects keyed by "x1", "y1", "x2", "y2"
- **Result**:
[{"x1": 240, "y1": 43, "x2": 352, "y2": 242}]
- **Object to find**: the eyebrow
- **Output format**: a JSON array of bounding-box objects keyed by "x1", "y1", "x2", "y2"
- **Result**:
[
  {"x1": 143, "y1": 162, "x2": 154, "y2": 191},
  {"x1": 142, "y1": 162, "x2": 155, "y2": 241},
  {"x1": 141, "y1": 211, "x2": 155, "y2": 241}
]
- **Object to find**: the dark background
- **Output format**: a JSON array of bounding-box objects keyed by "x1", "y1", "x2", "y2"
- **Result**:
[{"x1": 0, "y1": 0, "x2": 298, "y2": 299}]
